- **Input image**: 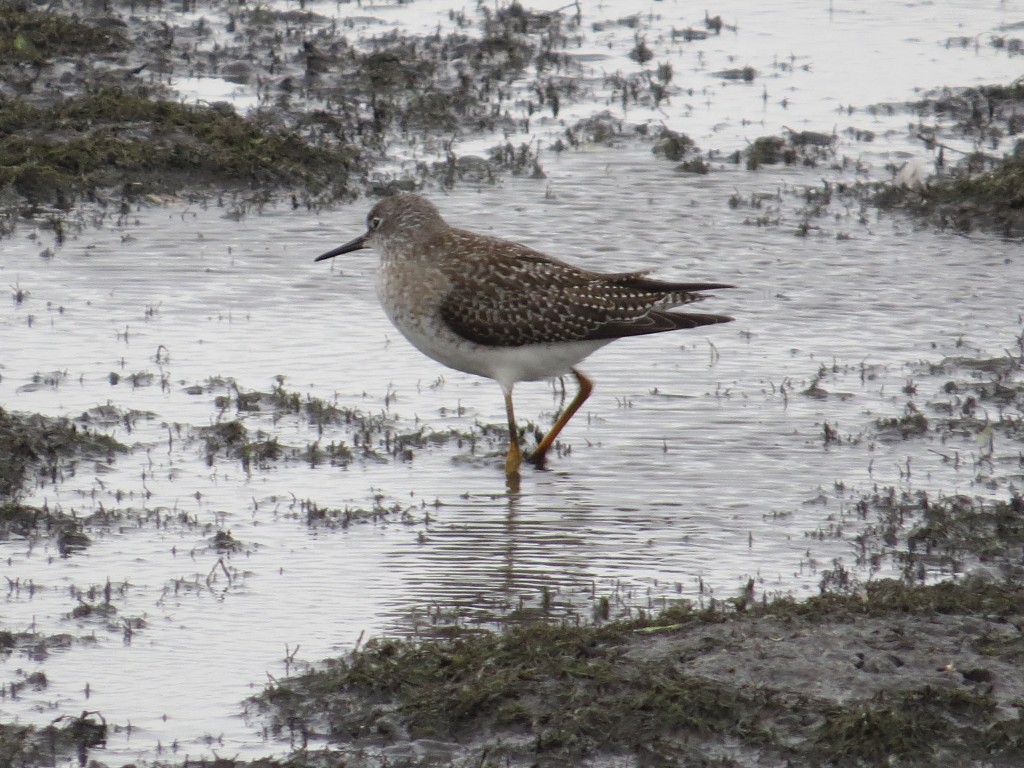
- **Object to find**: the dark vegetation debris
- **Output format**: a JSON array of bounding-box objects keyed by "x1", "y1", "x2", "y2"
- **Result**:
[
  {"x1": 875, "y1": 81, "x2": 1024, "y2": 236},
  {"x1": 0, "y1": 407, "x2": 125, "y2": 501},
  {"x1": 0, "y1": 0, "x2": 586, "y2": 217},
  {"x1": 0, "y1": 87, "x2": 365, "y2": 210}
]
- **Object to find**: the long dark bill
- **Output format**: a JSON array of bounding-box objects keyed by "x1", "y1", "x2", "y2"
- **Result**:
[{"x1": 315, "y1": 232, "x2": 369, "y2": 261}]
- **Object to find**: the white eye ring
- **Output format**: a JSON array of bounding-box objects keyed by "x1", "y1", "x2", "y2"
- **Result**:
[{"x1": 370, "y1": 216, "x2": 383, "y2": 231}]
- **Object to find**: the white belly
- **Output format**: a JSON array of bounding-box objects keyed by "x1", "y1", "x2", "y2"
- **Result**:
[
  {"x1": 375, "y1": 260, "x2": 611, "y2": 391},
  {"x1": 382, "y1": 301, "x2": 608, "y2": 390}
]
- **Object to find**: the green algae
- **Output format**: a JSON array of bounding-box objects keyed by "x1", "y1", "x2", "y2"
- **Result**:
[
  {"x1": 253, "y1": 618, "x2": 779, "y2": 760},
  {"x1": 0, "y1": 407, "x2": 125, "y2": 501},
  {"x1": 0, "y1": 7, "x2": 123, "y2": 64},
  {"x1": 0, "y1": 712, "x2": 107, "y2": 768},
  {"x1": 874, "y1": 81, "x2": 1024, "y2": 236},
  {"x1": 0, "y1": 87, "x2": 364, "y2": 208}
]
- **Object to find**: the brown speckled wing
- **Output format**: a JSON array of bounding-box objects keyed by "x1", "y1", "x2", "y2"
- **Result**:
[{"x1": 436, "y1": 230, "x2": 733, "y2": 348}]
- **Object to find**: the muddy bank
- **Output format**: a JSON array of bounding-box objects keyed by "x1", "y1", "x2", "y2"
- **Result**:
[
  {"x1": 5, "y1": 1, "x2": 1022, "y2": 238},
  {"x1": 244, "y1": 575, "x2": 1024, "y2": 768}
]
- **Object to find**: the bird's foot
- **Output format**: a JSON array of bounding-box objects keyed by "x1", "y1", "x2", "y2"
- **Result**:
[
  {"x1": 527, "y1": 448, "x2": 550, "y2": 470},
  {"x1": 505, "y1": 441, "x2": 523, "y2": 477}
]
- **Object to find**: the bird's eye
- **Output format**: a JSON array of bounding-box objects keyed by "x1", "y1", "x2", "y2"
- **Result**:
[{"x1": 369, "y1": 216, "x2": 383, "y2": 231}]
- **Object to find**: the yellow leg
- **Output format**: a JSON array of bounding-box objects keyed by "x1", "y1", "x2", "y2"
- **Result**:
[
  {"x1": 503, "y1": 388, "x2": 522, "y2": 477},
  {"x1": 530, "y1": 369, "x2": 593, "y2": 468}
]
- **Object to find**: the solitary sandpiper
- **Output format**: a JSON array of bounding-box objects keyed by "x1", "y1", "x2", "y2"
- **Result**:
[{"x1": 316, "y1": 194, "x2": 733, "y2": 477}]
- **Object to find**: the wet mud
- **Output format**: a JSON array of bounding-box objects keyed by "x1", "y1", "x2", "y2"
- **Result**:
[{"x1": 246, "y1": 578, "x2": 1024, "y2": 767}]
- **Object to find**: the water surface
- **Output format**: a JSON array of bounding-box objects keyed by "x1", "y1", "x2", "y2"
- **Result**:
[{"x1": 2, "y1": 0, "x2": 1022, "y2": 761}]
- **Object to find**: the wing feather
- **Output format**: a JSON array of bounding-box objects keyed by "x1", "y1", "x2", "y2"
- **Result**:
[{"x1": 434, "y1": 230, "x2": 732, "y2": 347}]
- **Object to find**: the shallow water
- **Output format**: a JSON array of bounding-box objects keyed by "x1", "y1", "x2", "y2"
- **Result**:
[{"x1": 2, "y1": 0, "x2": 1023, "y2": 762}]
